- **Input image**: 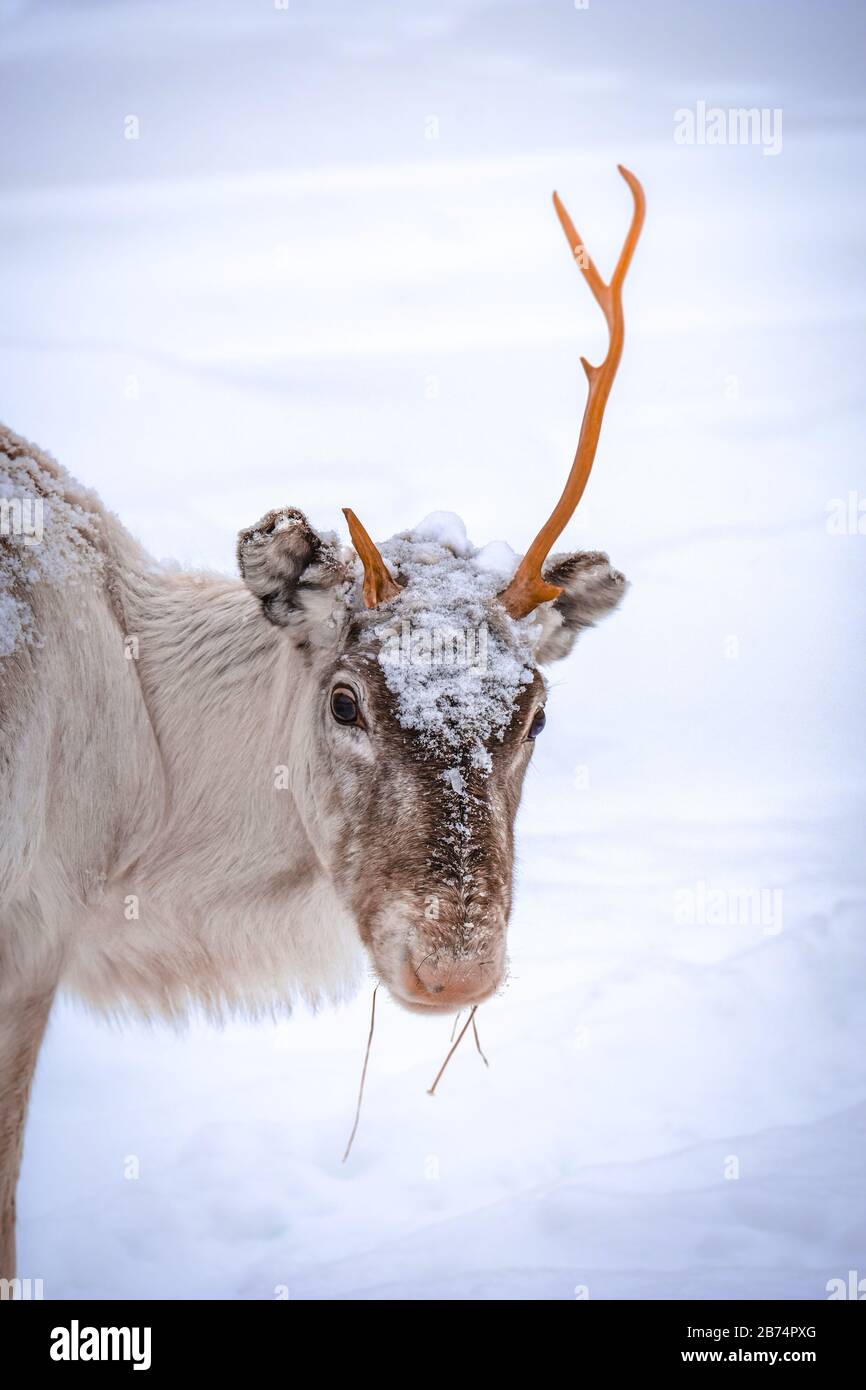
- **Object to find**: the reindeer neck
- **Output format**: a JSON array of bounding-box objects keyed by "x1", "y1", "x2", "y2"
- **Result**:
[{"x1": 122, "y1": 568, "x2": 320, "y2": 882}]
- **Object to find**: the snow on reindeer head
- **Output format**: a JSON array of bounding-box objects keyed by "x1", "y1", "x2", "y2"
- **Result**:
[{"x1": 238, "y1": 168, "x2": 644, "y2": 1015}]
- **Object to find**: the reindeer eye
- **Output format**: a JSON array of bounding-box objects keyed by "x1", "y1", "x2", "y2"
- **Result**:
[
  {"x1": 527, "y1": 707, "x2": 546, "y2": 740},
  {"x1": 330, "y1": 686, "x2": 360, "y2": 725}
]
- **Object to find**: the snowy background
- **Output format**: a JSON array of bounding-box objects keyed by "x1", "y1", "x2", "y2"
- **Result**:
[{"x1": 3, "y1": 0, "x2": 865, "y2": 1299}]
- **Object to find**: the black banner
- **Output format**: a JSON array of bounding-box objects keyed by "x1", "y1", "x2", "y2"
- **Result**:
[{"x1": 1, "y1": 1298, "x2": 861, "y2": 1373}]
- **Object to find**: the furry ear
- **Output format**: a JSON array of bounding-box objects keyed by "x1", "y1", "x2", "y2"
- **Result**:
[
  {"x1": 237, "y1": 508, "x2": 348, "y2": 634},
  {"x1": 532, "y1": 551, "x2": 628, "y2": 663}
]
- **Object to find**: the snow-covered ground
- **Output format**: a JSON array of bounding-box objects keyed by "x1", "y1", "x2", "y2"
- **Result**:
[{"x1": 3, "y1": 0, "x2": 865, "y2": 1299}]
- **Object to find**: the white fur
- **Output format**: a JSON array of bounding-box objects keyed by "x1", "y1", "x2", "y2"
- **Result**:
[{"x1": 0, "y1": 430, "x2": 365, "y2": 1023}]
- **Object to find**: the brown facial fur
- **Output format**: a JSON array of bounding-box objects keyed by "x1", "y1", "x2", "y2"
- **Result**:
[
  {"x1": 314, "y1": 646, "x2": 545, "y2": 1012},
  {"x1": 237, "y1": 507, "x2": 626, "y2": 1015}
]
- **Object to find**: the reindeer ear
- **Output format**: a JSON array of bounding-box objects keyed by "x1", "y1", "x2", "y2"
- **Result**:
[
  {"x1": 237, "y1": 508, "x2": 347, "y2": 631},
  {"x1": 532, "y1": 551, "x2": 628, "y2": 663}
]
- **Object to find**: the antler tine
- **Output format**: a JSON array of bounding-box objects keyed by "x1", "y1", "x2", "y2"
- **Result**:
[
  {"x1": 343, "y1": 507, "x2": 401, "y2": 608},
  {"x1": 499, "y1": 166, "x2": 645, "y2": 620}
]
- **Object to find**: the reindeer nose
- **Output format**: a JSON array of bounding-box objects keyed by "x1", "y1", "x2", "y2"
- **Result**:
[{"x1": 398, "y1": 945, "x2": 503, "y2": 1011}]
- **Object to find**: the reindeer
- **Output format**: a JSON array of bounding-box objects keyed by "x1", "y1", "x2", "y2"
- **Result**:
[{"x1": 0, "y1": 168, "x2": 644, "y2": 1280}]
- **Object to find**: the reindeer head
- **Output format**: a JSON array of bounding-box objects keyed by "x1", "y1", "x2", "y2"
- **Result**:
[{"x1": 237, "y1": 168, "x2": 644, "y2": 1015}]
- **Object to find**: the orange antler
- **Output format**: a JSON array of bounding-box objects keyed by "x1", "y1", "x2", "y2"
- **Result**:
[
  {"x1": 343, "y1": 508, "x2": 401, "y2": 607},
  {"x1": 499, "y1": 165, "x2": 645, "y2": 620}
]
